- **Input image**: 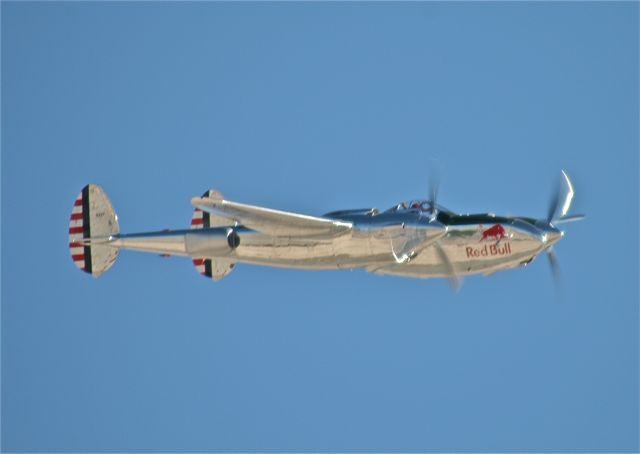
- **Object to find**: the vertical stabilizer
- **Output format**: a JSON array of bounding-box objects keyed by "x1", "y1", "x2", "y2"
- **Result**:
[
  {"x1": 190, "y1": 189, "x2": 236, "y2": 281},
  {"x1": 68, "y1": 184, "x2": 120, "y2": 277}
]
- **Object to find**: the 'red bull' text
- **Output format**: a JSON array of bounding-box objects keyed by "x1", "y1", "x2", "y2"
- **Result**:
[{"x1": 466, "y1": 242, "x2": 512, "y2": 258}]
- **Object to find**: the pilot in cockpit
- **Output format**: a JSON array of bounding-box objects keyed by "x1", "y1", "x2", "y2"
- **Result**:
[{"x1": 386, "y1": 200, "x2": 455, "y2": 217}]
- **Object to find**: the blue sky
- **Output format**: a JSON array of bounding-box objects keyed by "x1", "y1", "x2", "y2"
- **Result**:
[{"x1": 2, "y1": 2, "x2": 638, "y2": 452}]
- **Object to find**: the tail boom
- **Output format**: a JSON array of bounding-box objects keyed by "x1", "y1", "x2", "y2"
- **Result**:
[{"x1": 80, "y1": 227, "x2": 239, "y2": 260}]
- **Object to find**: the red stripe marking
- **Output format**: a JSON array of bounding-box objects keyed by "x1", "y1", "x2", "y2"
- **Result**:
[
  {"x1": 72, "y1": 254, "x2": 85, "y2": 261},
  {"x1": 74, "y1": 199, "x2": 83, "y2": 207},
  {"x1": 191, "y1": 218, "x2": 204, "y2": 225},
  {"x1": 69, "y1": 242, "x2": 83, "y2": 248},
  {"x1": 192, "y1": 259, "x2": 205, "y2": 266},
  {"x1": 70, "y1": 213, "x2": 83, "y2": 220},
  {"x1": 69, "y1": 226, "x2": 83, "y2": 234}
]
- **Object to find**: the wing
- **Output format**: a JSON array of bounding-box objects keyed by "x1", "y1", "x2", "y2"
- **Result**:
[{"x1": 191, "y1": 192, "x2": 352, "y2": 237}]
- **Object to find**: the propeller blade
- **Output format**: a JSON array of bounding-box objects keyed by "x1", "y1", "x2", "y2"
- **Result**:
[
  {"x1": 391, "y1": 222, "x2": 448, "y2": 264},
  {"x1": 434, "y1": 242, "x2": 462, "y2": 292},
  {"x1": 546, "y1": 248, "x2": 562, "y2": 290},
  {"x1": 428, "y1": 167, "x2": 440, "y2": 222},
  {"x1": 558, "y1": 170, "x2": 575, "y2": 218},
  {"x1": 547, "y1": 181, "x2": 561, "y2": 223},
  {"x1": 391, "y1": 237, "x2": 420, "y2": 264},
  {"x1": 552, "y1": 214, "x2": 585, "y2": 224},
  {"x1": 547, "y1": 169, "x2": 576, "y2": 222}
]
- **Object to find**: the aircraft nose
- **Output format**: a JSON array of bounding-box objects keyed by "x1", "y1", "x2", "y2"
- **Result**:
[{"x1": 545, "y1": 229, "x2": 563, "y2": 247}]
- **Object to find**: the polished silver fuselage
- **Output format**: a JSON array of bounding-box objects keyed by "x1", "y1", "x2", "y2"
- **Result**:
[{"x1": 113, "y1": 209, "x2": 559, "y2": 279}]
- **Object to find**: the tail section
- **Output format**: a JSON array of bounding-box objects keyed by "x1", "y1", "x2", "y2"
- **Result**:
[
  {"x1": 68, "y1": 184, "x2": 120, "y2": 277},
  {"x1": 190, "y1": 189, "x2": 236, "y2": 281},
  {"x1": 192, "y1": 257, "x2": 236, "y2": 281},
  {"x1": 190, "y1": 190, "x2": 230, "y2": 229}
]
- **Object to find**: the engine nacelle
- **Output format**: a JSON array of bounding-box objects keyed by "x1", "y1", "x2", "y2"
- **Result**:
[{"x1": 186, "y1": 228, "x2": 239, "y2": 257}]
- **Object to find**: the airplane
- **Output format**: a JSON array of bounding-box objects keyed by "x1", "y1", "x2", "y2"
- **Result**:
[{"x1": 68, "y1": 171, "x2": 584, "y2": 289}]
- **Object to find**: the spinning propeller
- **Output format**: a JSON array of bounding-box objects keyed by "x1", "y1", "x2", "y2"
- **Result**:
[
  {"x1": 525, "y1": 170, "x2": 585, "y2": 289},
  {"x1": 426, "y1": 169, "x2": 584, "y2": 292},
  {"x1": 400, "y1": 169, "x2": 583, "y2": 292},
  {"x1": 424, "y1": 171, "x2": 462, "y2": 292}
]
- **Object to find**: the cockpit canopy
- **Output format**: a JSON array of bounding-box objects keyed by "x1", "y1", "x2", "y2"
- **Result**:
[{"x1": 385, "y1": 200, "x2": 456, "y2": 215}]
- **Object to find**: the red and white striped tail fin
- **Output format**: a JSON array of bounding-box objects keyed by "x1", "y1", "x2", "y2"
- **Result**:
[
  {"x1": 192, "y1": 257, "x2": 236, "y2": 281},
  {"x1": 190, "y1": 189, "x2": 235, "y2": 281},
  {"x1": 68, "y1": 184, "x2": 120, "y2": 277},
  {"x1": 69, "y1": 190, "x2": 89, "y2": 272},
  {"x1": 190, "y1": 189, "x2": 230, "y2": 230}
]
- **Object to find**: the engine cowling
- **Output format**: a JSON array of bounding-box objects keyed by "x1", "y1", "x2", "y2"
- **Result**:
[{"x1": 186, "y1": 228, "x2": 239, "y2": 257}]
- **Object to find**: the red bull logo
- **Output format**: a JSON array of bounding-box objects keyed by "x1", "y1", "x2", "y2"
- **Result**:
[
  {"x1": 480, "y1": 224, "x2": 506, "y2": 241},
  {"x1": 466, "y1": 242, "x2": 512, "y2": 258}
]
